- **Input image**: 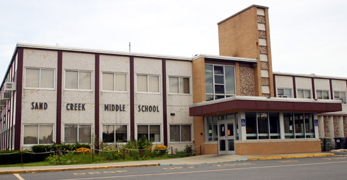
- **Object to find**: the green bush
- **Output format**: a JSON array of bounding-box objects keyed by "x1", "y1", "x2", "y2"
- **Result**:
[{"x1": 0, "y1": 150, "x2": 33, "y2": 165}]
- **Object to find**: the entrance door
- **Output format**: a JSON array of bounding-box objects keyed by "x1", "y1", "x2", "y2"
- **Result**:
[{"x1": 218, "y1": 119, "x2": 235, "y2": 154}]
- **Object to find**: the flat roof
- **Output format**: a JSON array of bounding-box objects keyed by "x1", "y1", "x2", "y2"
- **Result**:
[
  {"x1": 193, "y1": 54, "x2": 257, "y2": 63},
  {"x1": 217, "y1": 4, "x2": 269, "y2": 25},
  {"x1": 190, "y1": 96, "x2": 342, "y2": 116},
  {"x1": 273, "y1": 72, "x2": 347, "y2": 81}
]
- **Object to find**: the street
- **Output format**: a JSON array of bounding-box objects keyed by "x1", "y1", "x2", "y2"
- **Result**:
[{"x1": 1, "y1": 154, "x2": 347, "y2": 180}]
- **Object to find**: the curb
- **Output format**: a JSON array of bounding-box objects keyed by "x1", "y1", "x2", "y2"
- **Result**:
[
  {"x1": 0, "y1": 163, "x2": 159, "y2": 175},
  {"x1": 247, "y1": 153, "x2": 334, "y2": 161}
]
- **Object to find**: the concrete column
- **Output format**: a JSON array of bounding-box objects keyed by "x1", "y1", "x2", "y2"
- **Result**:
[
  {"x1": 318, "y1": 115, "x2": 324, "y2": 138},
  {"x1": 314, "y1": 113, "x2": 319, "y2": 139},
  {"x1": 239, "y1": 112, "x2": 246, "y2": 141},
  {"x1": 328, "y1": 116, "x2": 335, "y2": 149},
  {"x1": 279, "y1": 112, "x2": 285, "y2": 139},
  {"x1": 338, "y1": 116, "x2": 344, "y2": 137}
]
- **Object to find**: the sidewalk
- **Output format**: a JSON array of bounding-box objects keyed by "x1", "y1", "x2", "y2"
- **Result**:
[{"x1": 0, "y1": 152, "x2": 334, "y2": 174}]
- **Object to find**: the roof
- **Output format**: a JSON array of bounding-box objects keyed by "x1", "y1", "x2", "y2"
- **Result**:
[
  {"x1": 273, "y1": 72, "x2": 347, "y2": 81},
  {"x1": 217, "y1": 4, "x2": 269, "y2": 25},
  {"x1": 189, "y1": 96, "x2": 342, "y2": 116},
  {"x1": 193, "y1": 54, "x2": 257, "y2": 63}
]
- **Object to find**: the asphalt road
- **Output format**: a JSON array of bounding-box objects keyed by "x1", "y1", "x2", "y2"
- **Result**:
[{"x1": 2, "y1": 154, "x2": 347, "y2": 180}]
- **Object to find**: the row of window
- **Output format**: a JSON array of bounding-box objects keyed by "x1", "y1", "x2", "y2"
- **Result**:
[
  {"x1": 25, "y1": 68, "x2": 190, "y2": 94},
  {"x1": 204, "y1": 112, "x2": 316, "y2": 142},
  {"x1": 23, "y1": 124, "x2": 192, "y2": 145},
  {"x1": 277, "y1": 88, "x2": 346, "y2": 104}
]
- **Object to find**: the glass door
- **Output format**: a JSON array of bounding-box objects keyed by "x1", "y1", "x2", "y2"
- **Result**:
[{"x1": 218, "y1": 119, "x2": 235, "y2": 154}]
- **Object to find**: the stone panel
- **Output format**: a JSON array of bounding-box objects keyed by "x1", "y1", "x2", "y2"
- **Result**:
[
  {"x1": 257, "y1": 8, "x2": 265, "y2": 16},
  {"x1": 260, "y1": 62, "x2": 268, "y2": 70},
  {"x1": 257, "y1": 15, "x2": 266, "y2": 23},
  {"x1": 333, "y1": 117, "x2": 339, "y2": 137},
  {"x1": 262, "y1": 78, "x2": 269, "y2": 86},
  {"x1": 259, "y1": 46, "x2": 268, "y2": 54},
  {"x1": 260, "y1": 54, "x2": 268, "y2": 62},
  {"x1": 344, "y1": 117, "x2": 347, "y2": 137},
  {"x1": 324, "y1": 116, "x2": 330, "y2": 137},
  {"x1": 240, "y1": 67, "x2": 255, "y2": 96},
  {"x1": 258, "y1": 31, "x2": 266, "y2": 39},
  {"x1": 258, "y1": 24, "x2": 266, "y2": 31}
]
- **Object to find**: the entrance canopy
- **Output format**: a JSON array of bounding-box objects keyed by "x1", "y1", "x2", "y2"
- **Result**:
[{"x1": 189, "y1": 96, "x2": 342, "y2": 116}]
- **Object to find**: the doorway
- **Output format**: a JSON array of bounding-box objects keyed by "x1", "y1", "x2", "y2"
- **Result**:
[{"x1": 218, "y1": 119, "x2": 235, "y2": 154}]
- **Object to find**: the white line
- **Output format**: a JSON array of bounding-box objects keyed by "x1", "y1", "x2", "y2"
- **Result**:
[
  {"x1": 62, "y1": 160, "x2": 347, "y2": 180},
  {"x1": 13, "y1": 173, "x2": 25, "y2": 180}
]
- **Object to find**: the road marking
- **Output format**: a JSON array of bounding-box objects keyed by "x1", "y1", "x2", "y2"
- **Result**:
[
  {"x1": 187, "y1": 166, "x2": 194, "y2": 168},
  {"x1": 13, "y1": 174, "x2": 25, "y2": 180},
  {"x1": 163, "y1": 167, "x2": 183, "y2": 170},
  {"x1": 214, "y1": 162, "x2": 251, "y2": 167},
  {"x1": 62, "y1": 160, "x2": 347, "y2": 180},
  {"x1": 279, "y1": 160, "x2": 298, "y2": 162},
  {"x1": 323, "y1": 158, "x2": 331, "y2": 160}
]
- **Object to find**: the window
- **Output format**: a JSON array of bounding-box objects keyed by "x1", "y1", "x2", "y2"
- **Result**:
[
  {"x1": 246, "y1": 112, "x2": 280, "y2": 140},
  {"x1": 23, "y1": 124, "x2": 53, "y2": 144},
  {"x1": 169, "y1": 77, "x2": 190, "y2": 94},
  {"x1": 65, "y1": 124, "x2": 91, "y2": 143},
  {"x1": 297, "y1": 89, "x2": 311, "y2": 99},
  {"x1": 137, "y1": 125, "x2": 160, "y2": 142},
  {"x1": 205, "y1": 116, "x2": 218, "y2": 141},
  {"x1": 170, "y1": 125, "x2": 191, "y2": 142},
  {"x1": 102, "y1": 125, "x2": 127, "y2": 143},
  {"x1": 137, "y1": 75, "x2": 159, "y2": 93},
  {"x1": 26, "y1": 68, "x2": 54, "y2": 88},
  {"x1": 334, "y1": 91, "x2": 346, "y2": 104},
  {"x1": 284, "y1": 113, "x2": 315, "y2": 139},
  {"x1": 65, "y1": 70, "x2": 91, "y2": 90},
  {"x1": 277, "y1": 88, "x2": 292, "y2": 98},
  {"x1": 205, "y1": 64, "x2": 235, "y2": 101},
  {"x1": 102, "y1": 73, "x2": 126, "y2": 91},
  {"x1": 316, "y1": 90, "x2": 329, "y2": 99}
]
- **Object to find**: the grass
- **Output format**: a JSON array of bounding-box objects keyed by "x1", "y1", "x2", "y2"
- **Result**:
[{"x1": 0, "y1": 161, "x2": 51, "y2": 167}]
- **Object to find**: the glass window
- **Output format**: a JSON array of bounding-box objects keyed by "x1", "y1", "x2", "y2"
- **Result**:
[
  {"x1": 169, "y1": 77, "x2": 179, "y2": 93},
  {"x1": 305, "y1": 114, "x2": 315, "y2": 138},
  {"x1": 102, "y1": 73, "x2": 127, "y2": 91},
  {"x1": 65, "y1": 70, "x2": 91, "y2": 90},
  {"x1": 169, "y1": 77, "x2": 190, "y2": 94},
  {"x1": 257, "y1": 113, "x2": 269, "y2": 139},
  {"x1": 137, "y1": 125, "x2": 160, "y2": 142},
  {"x1": 277, "y1": 88, "x2": 292, "y2": 98},
  {"x1": 269, "y1": 113, "x2": 280, "y2": 139},
  {"x1": 26, "y1": 68, "x2": 54, "y2": 88},
  {"x1": 316, "y1": 90, "x2": 330, "y2": 99},
  {"x1": 246, "y1": 112, "x2": 280, "y2": 140},
  {"x1": 297, "y1": 89, "x2": 311, "y2": 99},
  {"x1": 295, "y1": 113, "x2": 305, "y2": 138},
  {"x1": 334, "y1": 91, "x2": 346, "y2": 104},
  {"x1": 246, "y1": 112, "x2": 257, "y2": 139},
  {"x1": 284, "y1": 113, "x2": 294, "y2": 139},
  {"x1": 24, "y1": 124, "x2": 53, "y2": 144},
  {"x1": 170, "y1": 125, "x2": 180, "y2": 141},
  {"x1": 205, "y1": 64, "x2": 235, "y2": 101},
  {"x1": 65, "y1": 124, "x2": 91, "y2": 143},
  {"x1": 205, "y1": 116, "x2": 218, "y2": 141},
  {"x1": 116, "y1": 125, "x2": 127, "y2": 142},
  {"x1": 103, "y1": 125, "x2": 115, "y2": 143},
  {"x1": 170, "y1": 125, "x2": 191, "y2": 142},
  {"x1": 137, "y1": 75, "x2": 159, "y2": 93},
  {"x1": 284, "y1": 113, "x2": 315, "y2": 139}
]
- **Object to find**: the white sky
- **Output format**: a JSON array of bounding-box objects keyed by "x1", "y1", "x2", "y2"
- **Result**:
[{"x1": 1, "y1": 0, "x2": 347, "y2": 82}]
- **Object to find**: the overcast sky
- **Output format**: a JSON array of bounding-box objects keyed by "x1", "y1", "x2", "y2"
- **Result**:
[{"x1": 1, "y1": 0, "x2": 347, "y2": 82}]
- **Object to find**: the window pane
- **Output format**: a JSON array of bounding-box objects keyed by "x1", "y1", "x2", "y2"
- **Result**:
[
  {"x1": 170, "y1": 125, "x2": 180, "y2": 141},
  {"x1": 24, "y1": 125, "x2": 38, "y2": 144},
  {"x1": 137, "y1": 125, "x2": 148, "y2": 140},
  {"x1": 103, "y1": 125, "x2": 114, "y2": 143},
  {"x1": 169, "y1": 77, "x2": 179, "y2": 93},
  {"x1": 26, "y1": 69, "x2": 39, "y2": 88},
  {"x1": 65, "y1": 71, "x2": 78, "y2": 89},
  {"x1": 284, "y1": 113, "x2": 294, "y2": 139},
  {"x1": 182, "y1": 78, "x2": 189, "y2": 94},
  {"x1": 214, "y1": 75, "x2": 224, "y2": 84},
  {"x1": 103, "y1": 73, "x2": 114, "y2": 91},
  {"x1": 79, "y1": 125, "x2": 91, "y2": 143},
  {"x1": 257, "y1": 113, "x2": 269, "y2": 139},
  {"x1": 215, "y1": 85, "x2": 224, "y2": 94},
  {"x1": 137, "y1": 75, "x2": 147, "y2": 92},
  {"x1": 181, "y1": 125, "x2": 191, "y2": 141},
  {"x1": 149, "y1": 76, "x2": 159, "y2": 92},
  {"x1": 214, "y1": 66, "x2": 223, "y2": 74},
  {"x1": 65, "y1": 125, "x2": 77, "y2": 143},
  {"x1": 150, "y1": 125, "x2": 160, "y2": 142},
  {"x1": 305, "y1": 114, "x2": 315, "y2": 138},
  {"x1": 116, "y1": 125, "x2": 127, "y2": 142},
  {"x1": 39, "y1": 125, "x2": 53, "y2": 144},
  {"x1": 115, "y1": 74, "x2": 126, "y2": 91},
  {"x1": 205, "y1": 65, "x2": 213, "y2": 94},
  {"x1": 79, "y1": 72, "x2": 91, "y2": 90},
  {"x1": 206, "y1": 95, "x2": 214, "y2": 101},
  {"x1": 277, "y1": 89, "x2": 284, "y2": 96},
  {"x1": 41, "y1": 70, "x2": 54, "y2": 88},
  {"x1": 284, "y1": 89, "x2": 292, "y2": 97},
  {"x1": 304, "y1": 90, "x2": 311, "y2": 98},
  {"x1": 225, "y1": 66, "x2": 235, "y2": 94},
  {"x1": 297, "y1": 90, "x2": 304, "y2": 98},
  {"x1": 269, "y1": 113, "x2": 280, "y2": 139},
  {"x1": 323, "y1": 91, "x2": 329, "y2": 99},
  {"x1": 317, "y1": 91, "x2": 322, "y2": 99},
  {"x1": 295, "y1": 114, "x2": 305, "y2": 138},
  {"x1": 246, "y1": 112, "x2": 257, "y2": 139}
]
